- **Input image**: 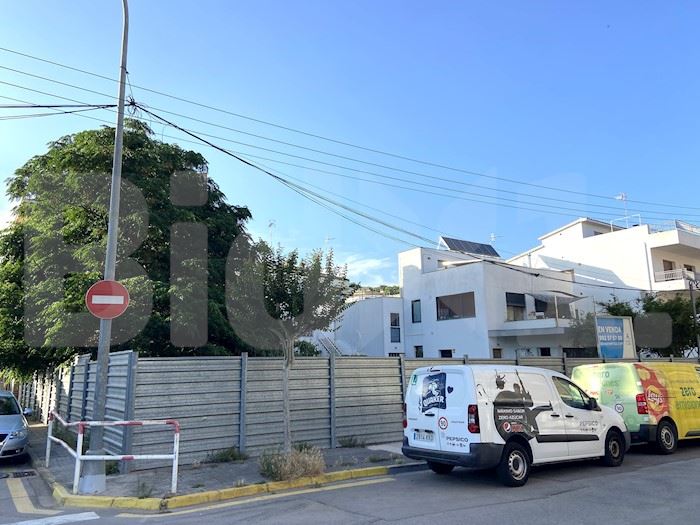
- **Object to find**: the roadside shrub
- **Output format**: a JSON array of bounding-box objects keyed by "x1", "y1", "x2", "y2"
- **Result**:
[
  {"x1": 259, "y1": 447, "x2": 325, "y2": 481},
  {"x1": 205, "y1": 447, "x2": 248, "y2": 463},
  {"x1": 293, "y1": 441, "x2": 314, "y2": 453},
  {"x1": 338, "y1": 435, "x2": 365, "y2": 448}
]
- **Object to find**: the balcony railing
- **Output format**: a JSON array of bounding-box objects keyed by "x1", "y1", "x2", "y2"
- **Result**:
[{"x1": 655, "y1": 269, "x2": 695, "y2": 282}]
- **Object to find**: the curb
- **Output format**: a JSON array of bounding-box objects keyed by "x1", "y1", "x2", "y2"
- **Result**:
[{"x1": 29, "y1": 452, "x2": 425, "y2": 512}]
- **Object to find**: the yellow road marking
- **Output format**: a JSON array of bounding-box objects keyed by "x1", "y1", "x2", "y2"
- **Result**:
[
  {"x1": 117, "y1": 476, "x2": 394, "y2": 519},
  {"x1": 6, "y1": 477, "x2": 59, "y2": 515}
]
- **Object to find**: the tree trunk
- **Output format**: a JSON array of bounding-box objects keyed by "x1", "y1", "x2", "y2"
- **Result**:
[{"x1": 282, "y1": 354, "x2": 292, "y2": 453}]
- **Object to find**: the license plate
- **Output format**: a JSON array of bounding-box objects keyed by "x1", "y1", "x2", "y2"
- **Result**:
[{"x1": 414, "y1": 430, "x2": 434, "y2": 442}]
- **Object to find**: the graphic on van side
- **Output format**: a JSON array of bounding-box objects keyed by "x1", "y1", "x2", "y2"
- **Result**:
[
  {"x1": 421, "y1": 373, "x2": 446, "y2": 413},
  {"x1": 635, "y1": 364, "x2": 669, "y2": 423},
  {"x1": 490, "y1": 373, "x2": 550, "y2": 441}
]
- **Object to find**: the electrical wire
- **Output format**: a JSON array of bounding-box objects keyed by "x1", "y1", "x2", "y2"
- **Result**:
[
  {"x1": 1, "y1": 92, "x2": 659, "y2": 294},
  {"x1": 1, "y1": 48, "x2": 698, "y2": 212}
]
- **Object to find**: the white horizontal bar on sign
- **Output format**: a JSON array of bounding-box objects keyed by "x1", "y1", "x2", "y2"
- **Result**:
[{"x1": 91, "y1": 295, "x2": 124, "y2": 305}]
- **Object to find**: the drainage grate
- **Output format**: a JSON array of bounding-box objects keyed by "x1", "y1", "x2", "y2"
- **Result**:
[{"x1": 11, "y1": 471, "x2": 36, "y2": 478}]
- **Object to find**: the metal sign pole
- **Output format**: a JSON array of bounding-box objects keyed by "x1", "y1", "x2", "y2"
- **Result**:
[
  {"x1": 688, "y1": 278, "x2": 700, "y2": 358},
  {"x1": 79, "y1": 0, "x2": 129, "y2": 494}
]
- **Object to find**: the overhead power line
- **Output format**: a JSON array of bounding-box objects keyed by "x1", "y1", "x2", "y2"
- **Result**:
[
  {"x1": 2, "y1": 93, "x2": 659, "y2": 294},
  {"x1": 1, "y1": 46, "x2": 699, "y2": 212},
  {"x1": 3, "y1": 79, "x2": 691, "y2": 225}
]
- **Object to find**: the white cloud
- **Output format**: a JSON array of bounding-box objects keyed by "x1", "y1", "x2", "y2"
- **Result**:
[{"x1": 340, "y1": 254, "x2": 396, "y2": 286}]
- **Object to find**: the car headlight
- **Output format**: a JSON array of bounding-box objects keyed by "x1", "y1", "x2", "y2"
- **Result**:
[{"x1": 9, "y1": 429, "x2": 28, "y2": 440}]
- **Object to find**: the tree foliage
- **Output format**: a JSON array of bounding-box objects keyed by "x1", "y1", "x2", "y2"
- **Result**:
[
  {"x1": 227, "y1": 241, "x2": 352, "y2": 450},
  {"x1": 567, "y1": 295, "x2": 700, "y2": 358},
  {"x1": 0, "y1": 121, "x2": 253, "y2": 377}
]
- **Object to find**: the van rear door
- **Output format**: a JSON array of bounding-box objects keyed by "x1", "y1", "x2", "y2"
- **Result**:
[
  {"x1": 405, "y1": 368, "x2": 444, "y2": 451},
  {"x1": 406, "y1": 367, "x2": 475, "y2": 452},
  {"x1": 439, "y1": 367, "x2": 476, "y2": 453}
]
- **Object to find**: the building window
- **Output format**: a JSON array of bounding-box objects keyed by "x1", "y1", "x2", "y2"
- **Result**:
[
  {"x1": 684, "y1": 264, "x2": 695, "y2": 275},
  {"x1": 414, "y1": 345, "x2": 424, "y2": 358},
  {"x1": 492, "y1": 348, "x2": 503, "y2": 359},
  {"x1": 390, "y1": 313, "x2": 400, "y2": 343},
  {"x1": 539, "y1": 347, "x2": 551, "y2": 357},
  {"x1": 439, "y1": 349, "x2": 454, "y2": 358},
  {"x1": 436, "y1": 292, "x2": 475, "y2": 321},
  {"x1": 663, "y1": 259, "x2": 675, "y2": 271},
  {"x1": 411, "y1": 300, "x2": 422, "y2": 323},
  {"x1": 505, "y1": 292, "x2": 526, "y2": 321}
]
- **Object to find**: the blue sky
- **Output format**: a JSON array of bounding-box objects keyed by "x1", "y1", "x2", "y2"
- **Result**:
[{"x1": 2, "y1": 2, "x2": 699, "y2": 285}]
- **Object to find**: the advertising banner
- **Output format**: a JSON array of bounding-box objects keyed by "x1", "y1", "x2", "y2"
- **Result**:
[{"x1": 595, "y1": 316, "x2": 636, "y2": 359}]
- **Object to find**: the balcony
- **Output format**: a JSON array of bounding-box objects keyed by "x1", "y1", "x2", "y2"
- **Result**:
[
  {"x1": 654, "y1": 268, "x2": 695, "y2": 283},
  {"x1": 489, "y1": 317, "x2": 572, "y2": 337}
]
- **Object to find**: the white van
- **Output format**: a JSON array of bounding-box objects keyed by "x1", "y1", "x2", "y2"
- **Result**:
[{"x1": 402, "y1": 365, "x2": 630, "y2": 486}]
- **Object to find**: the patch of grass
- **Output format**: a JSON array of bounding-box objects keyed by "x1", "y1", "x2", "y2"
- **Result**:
[
  {"x1": 338, "y1": 436, "x2": 365, "y2": 448},
  {"x1": 367, "y1": 455, "x2": 388, "y2": 463},
  {"x1": 205, "y1": 447, "x2": 248, "y2": 464},
  {"x1": 259, "y1": 447, "x2": 325, "y2": 481},
  {"x1": 293, "y1": 442, "x2": 314, "y2": 453},
  {"x1": 105, "y1": 461, "x2": 120, "y2": 476}
]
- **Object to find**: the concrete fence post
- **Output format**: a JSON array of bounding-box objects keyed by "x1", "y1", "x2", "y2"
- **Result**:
[
  {"x1": 66, "y1": 359, "x2": 77, "y2": 422},
  {"x1": 53, "y1": 368, "x2": 62, "y2": 419},
  {"x1": 562, "y1": 355, "x2": 568, "y2": 377},
  {"x1": 120, "y1": 351, "x2": 138, "y2": 474},
  {"x1": 399, "y1": 355, "x2": 406, "y2": 404},
  {"x1": 80, "y1": 357, "x2": 90, "y2": 421},
  {"x1": 239, "y1": 352, "x2": 248, "y2": 453},
  {"x1": 463, "y1": 355, "x2": 469, "y2": 364},
  {"x1": 329, "y1": 352, "x2": 337, "y2": 449}
]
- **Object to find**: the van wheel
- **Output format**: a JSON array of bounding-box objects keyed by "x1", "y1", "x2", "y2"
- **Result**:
[
  {"x1": 602, "y1": 430, "x2": 625, "y2": 467},
  {"x1": 427, "y1": 461, "x2": 454, "y2": 475},
  {"x1": 497, "y1": 442, "x2": 530, "y2": 487},
  {"x1": 655, "y1": 421, "x2": 677, "y2": 455}
]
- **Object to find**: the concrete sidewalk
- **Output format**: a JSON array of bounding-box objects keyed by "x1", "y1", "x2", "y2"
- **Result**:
[{"x1": 28, "y1": 423, "x2": 416, "y2": 508}]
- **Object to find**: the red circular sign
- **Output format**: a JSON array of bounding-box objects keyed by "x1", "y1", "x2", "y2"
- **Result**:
[{"x1": 85, "y1": 280, "x2": 130, "y2": 320}]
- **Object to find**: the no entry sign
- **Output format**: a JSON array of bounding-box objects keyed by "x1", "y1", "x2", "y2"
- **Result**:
[{"x1": 85, "y1": 280, "x2": 130, "y2": 320}]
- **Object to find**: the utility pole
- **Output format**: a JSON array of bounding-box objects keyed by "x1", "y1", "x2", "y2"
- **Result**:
[
  {"x1": 688, "y1": 276, "x2": 700, "y2": 358},
  {"x1": 79, "y1": 0, "x2": 129, "y2": 494}
]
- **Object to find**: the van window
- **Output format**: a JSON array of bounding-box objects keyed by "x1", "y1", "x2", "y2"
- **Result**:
[{"x1": 553, "y1": 377, "x2": 589, "y2": 410}]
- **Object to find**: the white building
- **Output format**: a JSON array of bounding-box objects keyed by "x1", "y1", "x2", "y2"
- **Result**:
[
  {"x1": 330, "y1": 237, "x2": 585, "y2": 360},
  {"x1": 326, "y1": 219, "x2": 700, "y2": 360},
  {"x1": 508, "y1": 218, "x2": 700, "y2": 303}
]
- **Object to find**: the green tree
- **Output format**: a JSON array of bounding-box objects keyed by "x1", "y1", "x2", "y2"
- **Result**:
[
  {"x1": 640, "y1": 294, "x2": 699, "y2": 357},
  {"x1": 227, "y1": 241, "x2": 351, "y2": 451},
  {"x1": 0, "y1": 121, "x2": 252, "y2": 377}
]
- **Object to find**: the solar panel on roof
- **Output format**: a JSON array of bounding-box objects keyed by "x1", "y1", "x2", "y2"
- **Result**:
[{"x1": 440, "y1": 236, "x2": 500, "y2": 257}]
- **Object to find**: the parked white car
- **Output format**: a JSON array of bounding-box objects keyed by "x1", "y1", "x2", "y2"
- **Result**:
[{"x1": 402, "y1": 365, "x2": 630, "y2": 486}]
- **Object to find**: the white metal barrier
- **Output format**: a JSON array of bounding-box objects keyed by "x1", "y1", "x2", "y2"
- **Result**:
[{"x1": 46, "y1": 410, "x2": 180, "y2": 494}]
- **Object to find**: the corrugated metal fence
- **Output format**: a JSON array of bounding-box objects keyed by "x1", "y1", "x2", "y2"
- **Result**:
[{"x1": 18, "y1": 352, "x2": 700, "y2": 467}]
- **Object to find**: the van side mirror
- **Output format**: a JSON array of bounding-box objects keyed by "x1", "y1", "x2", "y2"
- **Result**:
[
  {"x1": 23, "y1": 408, "x2": 33, "y2": 417},
  {"x1": 587, "y1": 398, "x2": 601, "y2": 411}
]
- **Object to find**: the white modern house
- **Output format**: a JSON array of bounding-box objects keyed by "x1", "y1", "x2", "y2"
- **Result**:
[
  {"x1": 329, "y1": 236, "x2": 586, "y2": 360},
  {"x1": 324, "y1": 219, "x2": 700, "y2": 360},
  {"x1": 508, "y1": 218, "x2": 700, "y2": 303}
]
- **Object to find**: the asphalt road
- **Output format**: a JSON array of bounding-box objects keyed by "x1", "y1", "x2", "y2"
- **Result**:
[{"x1": 3, "y1": 443, "x2": 700, "y2": 525}]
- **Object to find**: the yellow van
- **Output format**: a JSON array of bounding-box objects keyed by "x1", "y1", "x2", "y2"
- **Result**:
[{"x1": 572, "y1": 362, "x2": 700, "y2": 454}]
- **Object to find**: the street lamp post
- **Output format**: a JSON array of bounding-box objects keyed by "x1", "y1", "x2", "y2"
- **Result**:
[
  {"x1": 78, "y1": 0, "x2": 129, "y2": 494},
  {"x1": 688, "y1": 277, "x2": 700, "y2": 358}
]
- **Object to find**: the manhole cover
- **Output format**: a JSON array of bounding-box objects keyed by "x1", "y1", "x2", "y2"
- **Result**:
[
  {"x1": 12, "y1": 471, "x2": 36, "y2": 478},
  {"x1": 0, "y1": 473, "x2": 8, "y2": 479}
]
